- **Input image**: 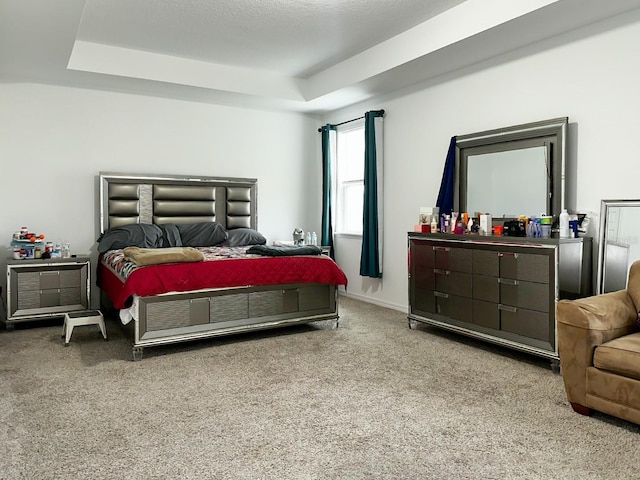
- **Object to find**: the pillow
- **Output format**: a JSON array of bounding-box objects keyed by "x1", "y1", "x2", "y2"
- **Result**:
[
  {"x1": 176, "y1": 222, "x2": 228, "y2": 247},
  {"x1": 97, "y1": 224, "x2": 164, "y2": 253},
  {"x1": 158, "y1": 224, "x2": 182, "y2": 248},
  {"x1": 221, "y1": 228, "x2": 267, "y2": 247}
]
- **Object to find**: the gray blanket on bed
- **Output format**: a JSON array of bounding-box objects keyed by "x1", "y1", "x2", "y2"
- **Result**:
[{"x1": 246, "y1": 245, "x2": 322, "y2": 256}]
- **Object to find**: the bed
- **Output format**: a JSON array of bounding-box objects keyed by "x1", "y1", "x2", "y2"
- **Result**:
[{"x1": 98, "y1": 172, "x2": 347, "y2": 360}]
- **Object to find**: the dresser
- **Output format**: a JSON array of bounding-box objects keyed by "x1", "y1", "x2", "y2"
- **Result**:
[
  {"x1": 408, "y1": 233, "x2": 591, "y2": 369},
  {"x1": 5, "y1": 256, "x2": 90, "y2": 329}
]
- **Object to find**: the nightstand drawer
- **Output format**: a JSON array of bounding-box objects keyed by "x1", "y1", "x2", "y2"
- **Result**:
[
  {"x1": 18, "y1": 271, "x2": 59, "y2": 291},
  {"x1": 16, "y1": 268, "x2": 82, "y2": 292}
]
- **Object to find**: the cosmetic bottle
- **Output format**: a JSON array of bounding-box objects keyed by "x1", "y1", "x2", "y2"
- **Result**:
[{"x1": 559, "y1": 209, "x2": 570, "y2": 239}]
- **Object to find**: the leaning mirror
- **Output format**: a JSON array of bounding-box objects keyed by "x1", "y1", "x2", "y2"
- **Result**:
[
  {"x1": 597, "y1": 200, "x2": 640, "y2": 294},
  {"x1": 455, "y1": 117, "x2": 568, "y2": 220}
]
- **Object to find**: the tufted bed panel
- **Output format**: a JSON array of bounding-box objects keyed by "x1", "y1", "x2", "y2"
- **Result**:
[{"x1": 100, "y1": 172, "x2": 257, "y2": 232}]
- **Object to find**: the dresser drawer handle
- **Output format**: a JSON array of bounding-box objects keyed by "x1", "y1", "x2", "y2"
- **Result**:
[
  {"x1": 433, "y1": 269, "x2": 450, "y2": 275},
  {"x1": 498, "y1": 304, "x2": 518, "y2": 313},
  {"x1": 498, "y1": 252, "x2": 519, "y2": 259},
  {"x1": 434, "y1": 291, "x2": 449, "y2": 299},
  {"x1": 433, "y1": 246, "x2": 450, "y2": 252},
  {"x1": 498, "y1": 278, "x2": 519, "y2": 286}
]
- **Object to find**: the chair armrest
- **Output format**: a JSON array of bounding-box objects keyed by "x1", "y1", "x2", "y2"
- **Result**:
[
  {"x1": 557, "y1": 290, "x2": 637, "y2": 406},
  {"x1": 558, "y1": 290, "x2": 637, "y2": 331}
]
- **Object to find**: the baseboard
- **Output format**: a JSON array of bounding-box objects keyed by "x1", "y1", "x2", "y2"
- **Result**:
[{"x1": 338, "y1": 291, "x2": 407, "y2": 313}]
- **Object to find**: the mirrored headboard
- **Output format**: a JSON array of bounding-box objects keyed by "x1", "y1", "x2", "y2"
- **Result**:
[
  {"x1": 99, "y1": 172, "x2": 257, "y2": 233},
  {"x1": 454, "y1": 117, "x2": 568, "y2": 220}
]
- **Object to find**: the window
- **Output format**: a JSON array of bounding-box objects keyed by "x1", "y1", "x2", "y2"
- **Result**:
[{"x1": 334, "y1": 122, "x2": 365, "y2": 235}]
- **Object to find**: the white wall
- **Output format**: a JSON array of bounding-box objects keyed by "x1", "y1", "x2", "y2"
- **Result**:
[
  {"x1": 325, "y1": 11, "x2": 640, "y2": 311},
  {"x1": 0, "y1": 83, "x2": 321, "y2": 308}
]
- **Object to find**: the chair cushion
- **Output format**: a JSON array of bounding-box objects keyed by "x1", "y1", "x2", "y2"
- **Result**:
[{"x1": 594, "y1": 332, "x2": 640, "y2": 381}]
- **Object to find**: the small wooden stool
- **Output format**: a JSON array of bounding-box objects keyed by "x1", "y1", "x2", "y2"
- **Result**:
[{"x1": 62, "y1": 310, "x2": 107, "y2": 346}]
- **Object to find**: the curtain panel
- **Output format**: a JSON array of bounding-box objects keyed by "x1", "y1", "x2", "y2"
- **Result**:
[
  {"x1": 360, "y1": 110, "x2": 385, "y2": 278},
  {"x1": 320, "y1": 125, "x2": 336, "y2": 258}
]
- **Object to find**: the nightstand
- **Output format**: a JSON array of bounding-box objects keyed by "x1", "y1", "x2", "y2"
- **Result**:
[{"x1": 5, "y1": 256, "x2": 90, "y2": 330}]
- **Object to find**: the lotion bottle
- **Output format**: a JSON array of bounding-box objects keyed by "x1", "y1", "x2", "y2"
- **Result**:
[
  {"x1": 559, "y1": 209, "x2": 570, "y2": 238},
  {"x1": 431, "y1": 216, "x2": 438, "y2": 233}
]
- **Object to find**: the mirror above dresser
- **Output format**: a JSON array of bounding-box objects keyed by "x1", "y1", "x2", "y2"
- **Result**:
[{"x1": 454, "y1": 117, "x2": 568, "y2": 221}]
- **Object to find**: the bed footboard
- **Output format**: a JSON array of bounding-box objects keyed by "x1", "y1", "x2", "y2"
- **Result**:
[{"x1": 129, "y1": 283, "x2": 338, "y2": 360}]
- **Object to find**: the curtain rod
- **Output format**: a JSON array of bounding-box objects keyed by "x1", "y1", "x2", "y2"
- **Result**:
[{"x1": 317, "y1": 109, "x2": 385, "y2": 132}]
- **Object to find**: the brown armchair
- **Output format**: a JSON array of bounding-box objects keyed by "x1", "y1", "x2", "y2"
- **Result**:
[{"x1": 557, "y1": 260, "x2": 640, "y2": 425}]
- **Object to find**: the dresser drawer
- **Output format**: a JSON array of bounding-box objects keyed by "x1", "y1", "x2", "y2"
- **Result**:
[
  {"x1": 412, "y1": 287, "x2": 436, "y2": 316},
  {"x1": 413, "y1": 266, "x2": 435, "y2": 291},
  {"x1": 412, "y1": 242, "x2": 435, "y2": 268},
  {"x1": 472, "y1": 299, "x2": 500, "y2": 330},
  {"x1": 499, "y1": 279, "x2": 550, "y2": 313},
  {"x1": 473, "y1": 250, "x2": 499, "y2": 277},
  {"x1": 435, "y1": 270, "x2": 472, "y2": 298},
  {"x1": 499, "y1": 251, "x2": 550, "y2": 284},
  {"x1": 434, "y1": 246, "x2": 472, "y2": 273},
  {"x1": 473, "y1": 274, "x2": 499, "y2": 302},
  {"x1": 435, "y1": 293, "x2": 472, "y2": 323},
  {"x1": 499, "y1": 305, "x2": 550, "y2": 342}
]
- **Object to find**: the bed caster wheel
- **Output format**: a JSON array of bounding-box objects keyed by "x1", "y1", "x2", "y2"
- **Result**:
[
  {"x1": 132, "y1": 347, "x2": 144, "y2": 362},
  {"x1": 408, "y1": 318, "x2": 418, "y2": 330},
  {"x1": 550, "y1": 360, "x2": 561, "y2": 374},
  {"x1": 64, "y1": 342, "x2": 70, "y2": 347}
]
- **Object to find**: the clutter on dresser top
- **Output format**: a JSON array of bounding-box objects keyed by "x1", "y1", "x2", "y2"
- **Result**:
[{"x1": 414, "y1": 208, "x2": 588, "y2": 239}]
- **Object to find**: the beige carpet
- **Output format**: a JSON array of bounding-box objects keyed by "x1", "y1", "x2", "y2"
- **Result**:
[{"x1": 1, "y1": 296, "x2": 638, "y2": 480}]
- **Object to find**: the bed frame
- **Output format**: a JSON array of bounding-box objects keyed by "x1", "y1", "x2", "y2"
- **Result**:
[{"x1": 99, "y1": 172, "x2": 340, "y2": 361}]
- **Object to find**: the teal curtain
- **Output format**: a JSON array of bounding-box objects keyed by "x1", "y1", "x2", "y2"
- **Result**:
[
  {"x1": 360, "y1": 110, "x2": 385, "y2": 278},
  {"x1": 321, "y1": 124, "x2": 336, "y2": 258}
]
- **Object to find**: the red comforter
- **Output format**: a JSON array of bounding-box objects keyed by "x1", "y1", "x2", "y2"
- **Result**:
[{"x1": 99, "y1": 247, "x2": 348, "y2": 309}]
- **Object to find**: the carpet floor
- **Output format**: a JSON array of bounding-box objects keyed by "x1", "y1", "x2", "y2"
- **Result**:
[{"x1": 1, "y1": 296, "x2": 638, "y2": 480}]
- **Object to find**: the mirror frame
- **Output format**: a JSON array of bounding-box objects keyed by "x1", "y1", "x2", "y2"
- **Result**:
[
  {"x1": 596, "y1": 199, "x2": 640, "y2": 294},
  {"x1": 454, "y1": 117, "x2": 568, "y2": 220}
]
